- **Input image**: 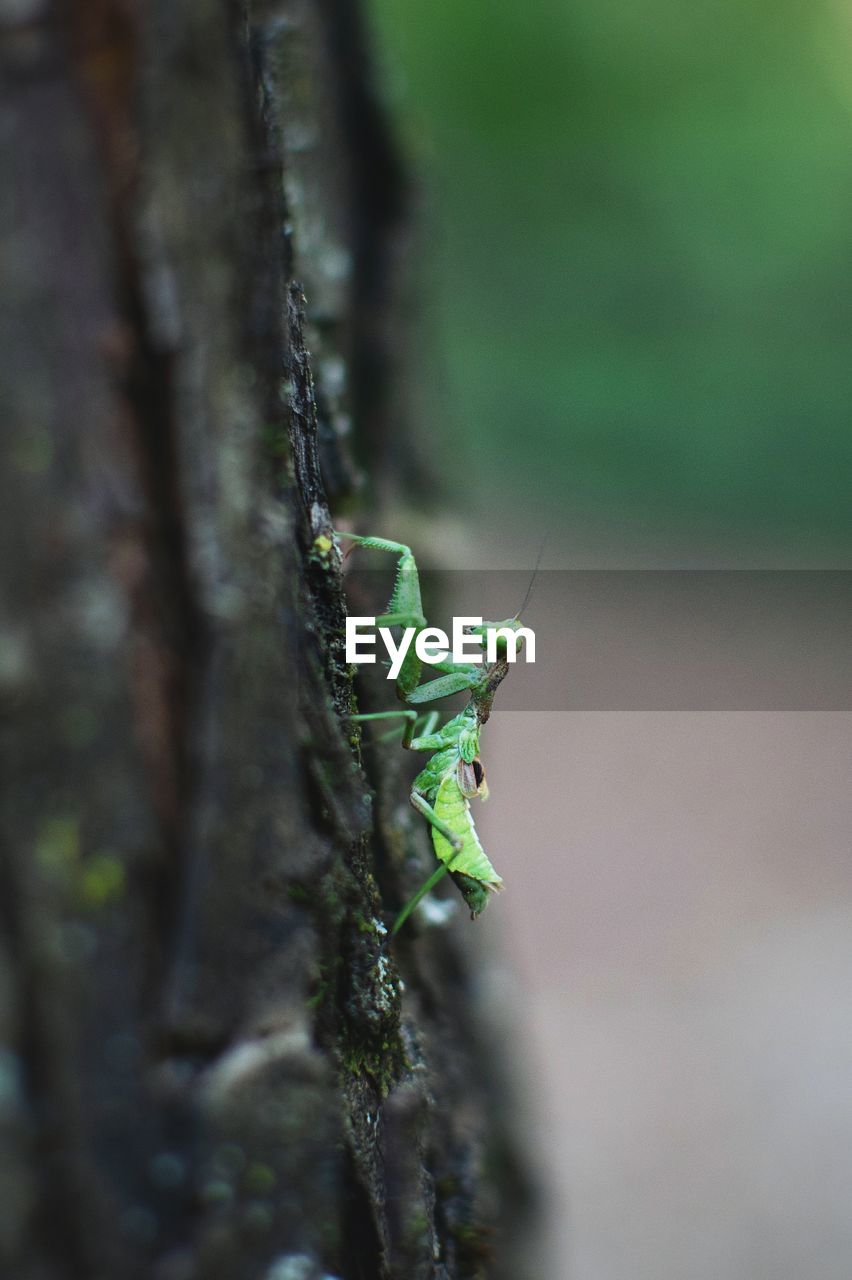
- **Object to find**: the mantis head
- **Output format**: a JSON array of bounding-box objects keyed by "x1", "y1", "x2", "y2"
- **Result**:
[
  {"x1": 467, "y1": 559, "x2": 541, "y2": 725},
  {"x1": 464, "y1": 616, "x2": 529, "y2": 658}
]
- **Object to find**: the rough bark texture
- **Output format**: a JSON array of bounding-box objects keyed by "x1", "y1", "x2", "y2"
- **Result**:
[{"x1": 1, "y1": 3, "x2": 535, "y2": 1278}]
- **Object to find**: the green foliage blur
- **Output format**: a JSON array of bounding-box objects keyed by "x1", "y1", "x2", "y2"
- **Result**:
[{"x1": 369, "y1": 0, "x2": 852, "y2": 555}]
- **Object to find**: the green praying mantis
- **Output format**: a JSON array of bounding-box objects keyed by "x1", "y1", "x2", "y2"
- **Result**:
[{"x1": 335, "y1": 532, "x2": 532, "y2": 935}]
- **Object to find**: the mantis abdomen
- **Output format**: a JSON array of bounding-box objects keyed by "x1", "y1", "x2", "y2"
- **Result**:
[{"x1": 431, "y1": 772, "x2": 503, "y2": 890}]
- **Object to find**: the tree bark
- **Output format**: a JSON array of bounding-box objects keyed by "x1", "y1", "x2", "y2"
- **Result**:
[{"x1": 0, "y1": 3, "x2": 536, "y2": 1278}]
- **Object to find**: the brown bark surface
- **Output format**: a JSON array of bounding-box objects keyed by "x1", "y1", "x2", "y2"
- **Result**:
[{"x1": 0, "y1": 3, "x2": 536, "y2": 1277}]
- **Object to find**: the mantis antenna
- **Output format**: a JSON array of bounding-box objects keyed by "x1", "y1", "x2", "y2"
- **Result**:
[{"x1": 513, "y1": 533, "x2": 548, "y2": 621}]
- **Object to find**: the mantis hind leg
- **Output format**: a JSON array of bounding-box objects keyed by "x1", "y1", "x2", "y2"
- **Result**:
[
  {"x1": 391, "y1": 791, "x2": 463, "y2": 934},
  {"x1": 409, "y1": 791, "x2": 463, "y2": 849},
  {"x1": 392, "y1": 862, "x2": 450, "y2": 935}
]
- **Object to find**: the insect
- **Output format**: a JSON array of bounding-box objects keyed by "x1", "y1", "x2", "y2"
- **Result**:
[{"x1": 335, "y1": 532, "x2": 532, "y2": 934}]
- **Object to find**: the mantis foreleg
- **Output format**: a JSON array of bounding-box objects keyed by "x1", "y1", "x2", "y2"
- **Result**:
[
  {"x1": 335, "y1": 530, "x2": 492, "y2": 706},
  {"x1": 335, "y1": 531, "x2": 425, "y2": 696}
]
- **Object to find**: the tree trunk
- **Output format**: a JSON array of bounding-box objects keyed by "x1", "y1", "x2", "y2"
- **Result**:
[{"x1": 0, "y1": 3, "x2": 536, "y2": 1278}]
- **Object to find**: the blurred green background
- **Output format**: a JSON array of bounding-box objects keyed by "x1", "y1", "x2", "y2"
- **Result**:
[{"x1": 369, "y1": 0, "x2": 852, "y2": 560}]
